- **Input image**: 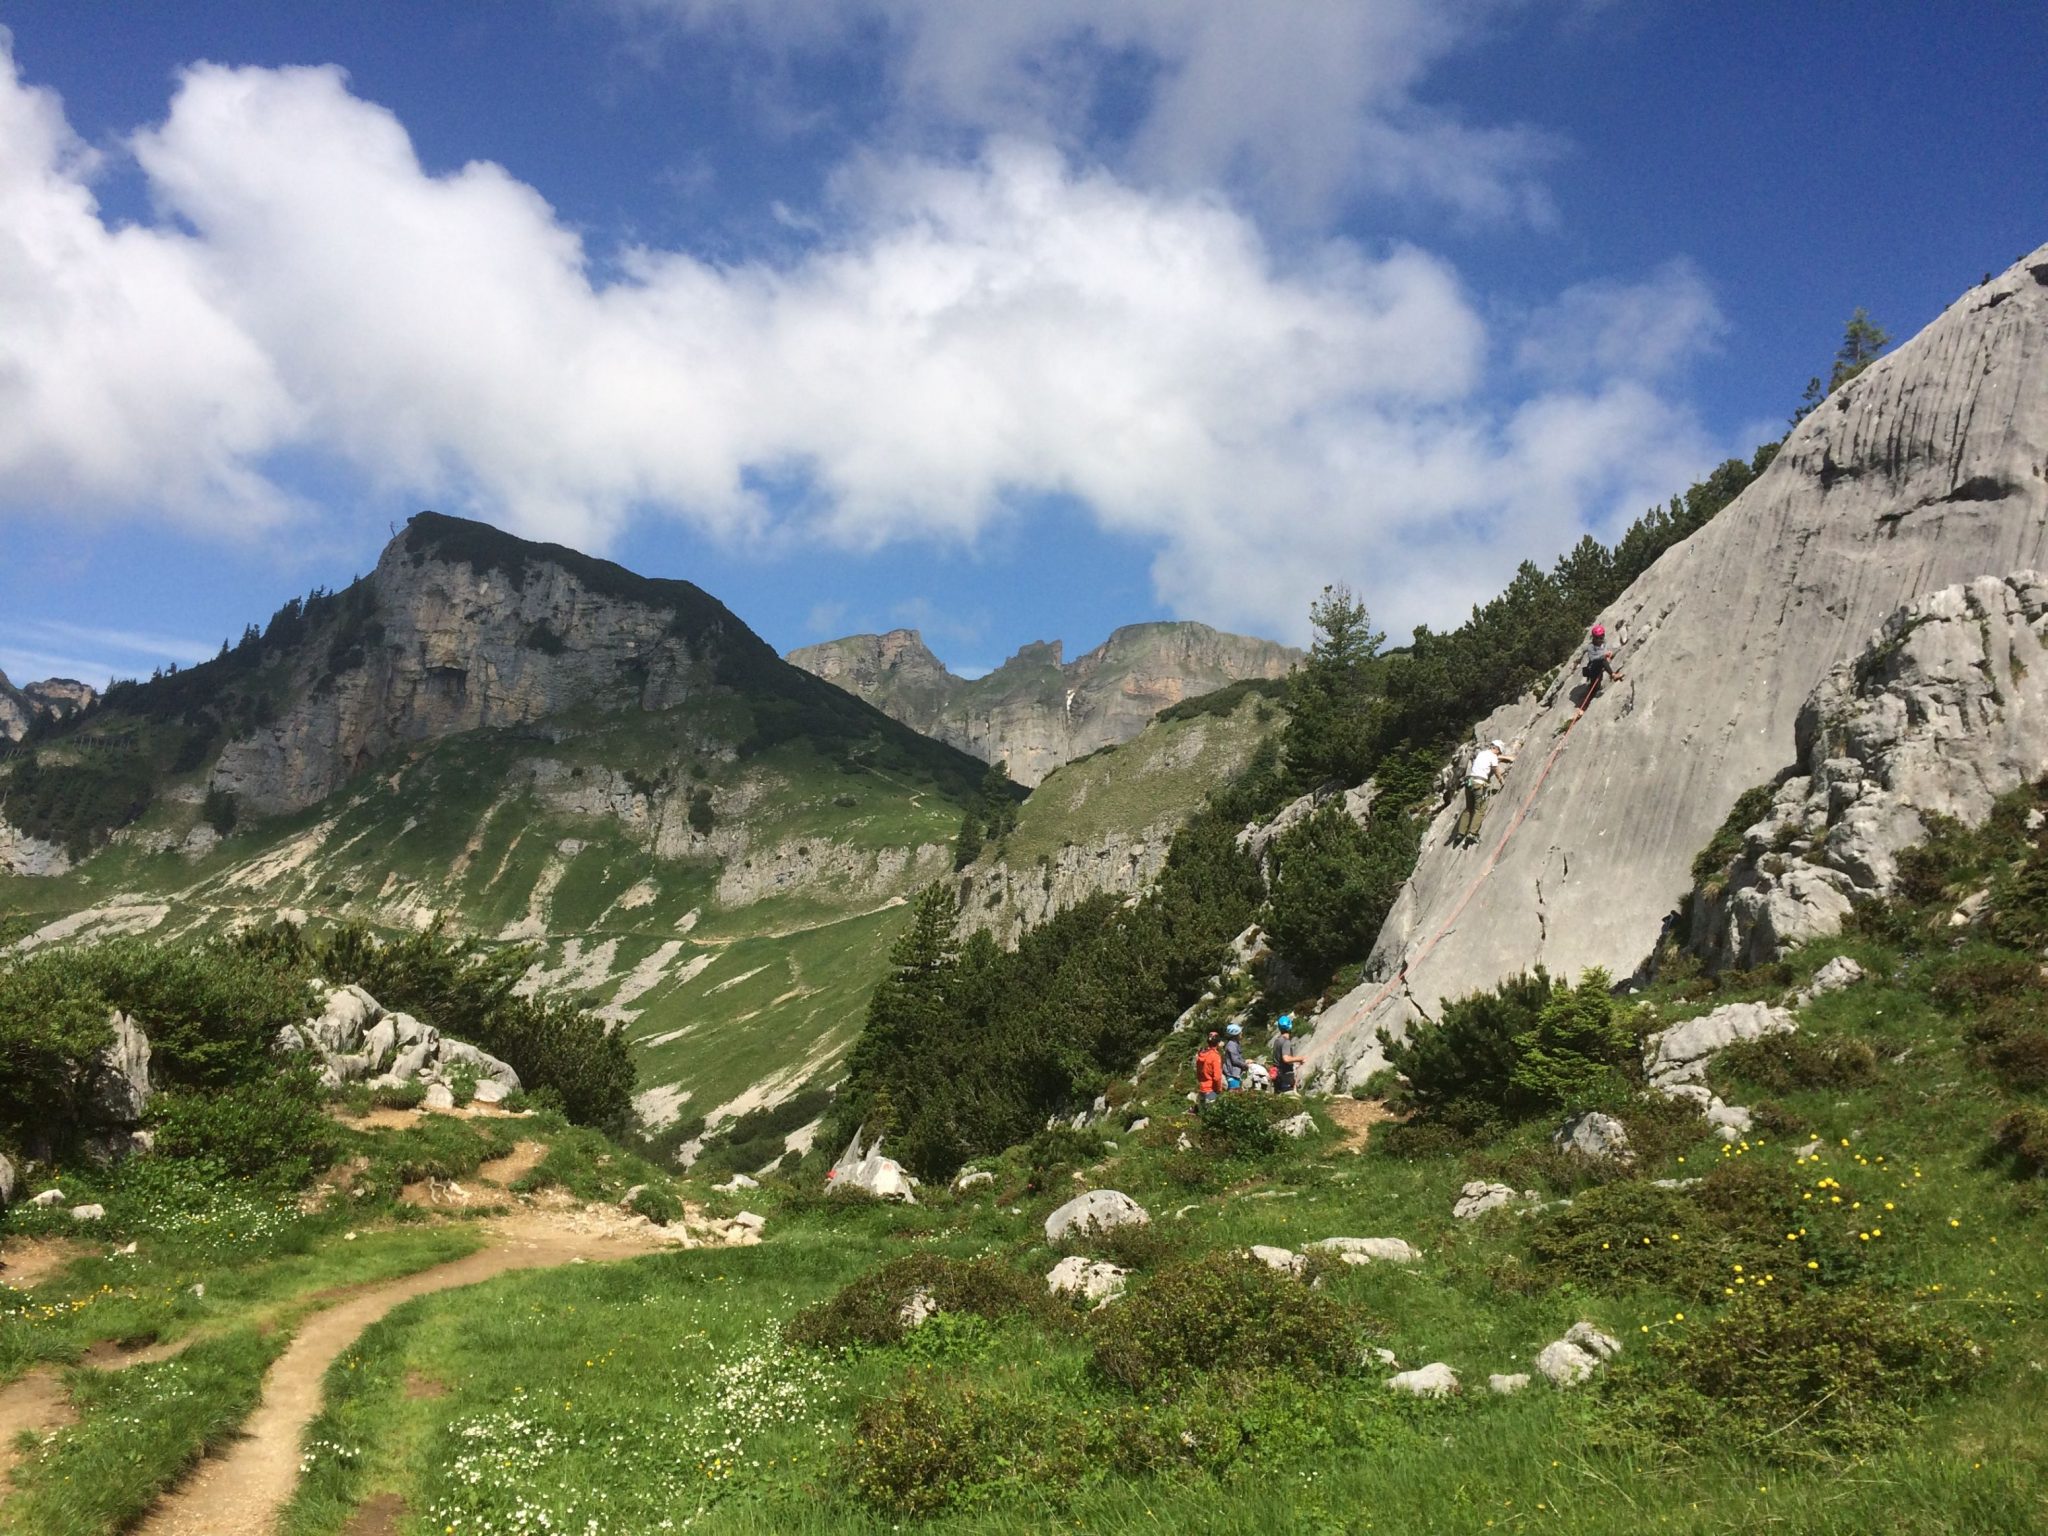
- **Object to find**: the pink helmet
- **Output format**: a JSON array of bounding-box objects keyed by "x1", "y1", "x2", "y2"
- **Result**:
[{"x1": 1590, "y1": 624, "x2": 1606, "y2": 639}]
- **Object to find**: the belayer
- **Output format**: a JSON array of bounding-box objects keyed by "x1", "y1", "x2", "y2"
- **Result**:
[{"x1": 1581, "y1": 623, "x2": 1624, "y2": 700}]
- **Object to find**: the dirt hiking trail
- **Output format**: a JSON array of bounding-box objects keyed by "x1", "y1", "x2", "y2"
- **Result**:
[
  {"x1": 0, "y1": 1369, "x2": 77, "y2": 1495},
  {"x1": 133, "y1": 1213, "x2": 683, "y2": 1536}
]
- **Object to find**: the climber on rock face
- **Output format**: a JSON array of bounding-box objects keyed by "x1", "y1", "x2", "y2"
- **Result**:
[
  {"x1": 1454, "y1": 737, "x2": 1511, "y2": 846},
  {"x1": 1581, "y1": 623, "x2": 1624, "y2": 702}
]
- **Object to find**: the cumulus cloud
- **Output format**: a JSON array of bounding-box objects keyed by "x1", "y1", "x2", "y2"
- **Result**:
[
  {"x1": 619, "y1": 0, "x2": 1555, "y2": 224},
  {"x1": 1516, "y1": 259, "x2": 1727, "y2": 384},
  {"x1": 0, "y1": 41, "x2": 1722, "y2": 641}
]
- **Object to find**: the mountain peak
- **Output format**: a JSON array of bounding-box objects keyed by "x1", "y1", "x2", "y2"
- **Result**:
[{"x1": 791, "y1": 618, "x2": 1298, "y2": 784}]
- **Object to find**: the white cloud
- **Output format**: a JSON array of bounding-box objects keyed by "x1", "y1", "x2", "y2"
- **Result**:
[
  {"x1": 0, "y1": 36, "x2": 298, "y2": 529},
  {"x1": 0, "y1": 42, "x2": 1723, "y2": 644},
  {"x1": 619, "y1": 0, "x2": 1554, "y2": 224},
  {"x1": 1515, "y1": 260, "x2": 1726, "y2": 384}
]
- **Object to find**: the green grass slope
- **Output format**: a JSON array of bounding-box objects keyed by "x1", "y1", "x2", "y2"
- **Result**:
[{"x1": 215, "y1": 787, "x2": 2048, "y2": 1535}]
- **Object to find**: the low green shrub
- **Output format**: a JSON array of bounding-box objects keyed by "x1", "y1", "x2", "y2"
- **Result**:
[
  {"x1": 1379, "y1": 970, "x2": 1552, "y2": 1134},
  {"x1": 1715, "y1": 1033, "x2": 1878, "y2": 1094},
  {"x1": 1058, "y1": 1215, "x2": 1183, "y2": 1272},
  {"x1": 371, "y1": 1080, "x2": 427, "y2": 1110},
  {"x1": 1529, "y1": 1160, "x2": 1867, "y2": 1300},
  {"x1": 1989, "y1": 1105, "x2": 2048, "y2": 1176},
  {"x1": 0, "y1": 951, "x2": 114, "y2": 1142},
  {"x1": 1625, "y1": 1286, "x2": 1979, "y2": 1462},
  {"x1": 152, "y1": 1067, "x2": 334, "y2": 1185},
  {"x1": 846, "y1": 1379, "x2": 1088, "y2": 1516},
  {"x1": 1930, "y1": 952, "x2": 2042, "y2": 1013},
  {"x1": 1510, "y1": 969, "x2": 1640, "y2": 1109},
  {"x1": 79, "y1": 938, "x2": 309, "y2": 1089},
  {"x1": 787, "y1": 1254, "x2": 1051, "y2": 1351},
  {"x1": 626, "y1": 1185, "x2": 683, "y2": 1225},
  {"x1": 1196, "y1": 1093, "x2": 1287, "y2": 1159},
  {"x1": 1088, "y1": 1251, "x2": 1365, "y2": 1394}
]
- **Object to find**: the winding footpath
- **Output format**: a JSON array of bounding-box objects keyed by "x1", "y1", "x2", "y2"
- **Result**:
[{"x1": 133, "y1": 1213, "x2": 678, "y2": 1536}]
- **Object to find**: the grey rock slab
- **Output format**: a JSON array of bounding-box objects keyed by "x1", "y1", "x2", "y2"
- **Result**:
[
  {"x1": 1309, "y1": 1237, "x2": 1420, "y2": 1265},
  {"x1": 69, "y1": 1204, "x2": 105, "y2": 1222},
  {"x1": 86, "y1": 1012, "x2": 152, "y2": 1124},
  {"x1": 421, "y1": 1083, "x2": 457, "y2": 1111},
  {"x1": 1794, "y1": 956, "x2": 1866, "y2": 1006},
  {"x1": 952, "y1": 1169, "x2": 994, "y2": 1193},
  {"x1": 1489, "y1": 1373, "x2": 1531, "y2": 1395},
  {"x1": 1045, "y1": 1189, "x2": 1149, "y2": 1245},
  {"x1": 1276, "y1": 1112, "x2": 1317, "y2": 1139},
  {"x1": 28, "y1": 1188, "x2": 64, "y2": 1208},
  {"x1": 714, "y1": 1174, "x2": 759, "y2": 1193},
  {"x1": 1553, "y1": 1111, "x2": 1633, "y2": 1164},
  {"x1": 1046, "y1": 1255, "x2": 1128, "y2": 1305},
  {"x1": 1453, "y1": 1181, "x2": 1521, "y2": 1220},
  {"x1": 1645, "y1": 1002, "x2": 1796, "y2": 1087},
  {"x1": 1387, "y1": 1363, "x2": 1459, "y2": 1398},
  {"x1": 0, "y1": 1153, "x2": 14, "y2": 1208},
  {"x1": 1248, "y1": 1245, "x2": 1306, "y2": 1276},
  {"x1": 1299, "y1": 244, "x2": 2048, "y2": 1085}
]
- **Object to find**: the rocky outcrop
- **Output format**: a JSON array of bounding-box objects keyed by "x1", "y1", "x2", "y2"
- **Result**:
[
  {"x1": 1691, "y1": 574, "x2": 2048, "y2": 968},
  {"x1": 211, "y1": 516, "x2": 742, "y2": 815},
  {"x1": 0, "y1": 816, "x2": 72, "y2": 877},
  {"x1": 791, "y1": 622, "x2": 1297, "y2": 786},
  {"x1": 0, "y1": 671, "x2": 97, "y2": 742},
  {"x1": 1305, "y1": 241, "x2": 2048, "y2": 1087},
  {"x1": 275, "y1": 983, "x2": 521, "y2": 1097},
  {"x1": 957, "y1": 829, "x2": 1171, "y2": 945},
  {"x1": 1044, "y1": 1188, "x2": 1149, "y2": 1244},
  {"x1": 828, "y1": 1129, "x2": 917, "y2": 1202}
]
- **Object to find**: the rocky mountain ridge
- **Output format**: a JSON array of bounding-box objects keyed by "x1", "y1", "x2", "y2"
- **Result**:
[
  {"x1": 1304, "y1": 240, "x2": 2048, "y2": 1087},
  {"x1": 789, "y1": 621, "x2": 1296, "y2": 785},
  {"x1": 0, "y1": 671, "x2": 96, "y2": 742}
]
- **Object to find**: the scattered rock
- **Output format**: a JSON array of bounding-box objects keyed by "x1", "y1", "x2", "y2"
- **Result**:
[
  {"x1": 422, "y1": 1083, "x2": 457, "y2": 1111},
  {"x1": 1453, "y1": 1181, "x2": 1522, "y2": 1220},
  {"x1": 86, "y1": 1011, "x2": 153, "y2": 1124},
  {"x1": 69, "y1": 1205, "x2": 105, "y2": 1223},
  {"x1": 28, "y1": 1189, "x2": 64, "y2": 1208},
  {"x1": 1248, "y1": 1245, "x2": 1306, "y2": 1276},
  {"x1": 1553, "y1": 1111, "x2": 1633, "y2": 1165},
  {"x1": 1535, "y1": 1322, "x2": 1622, "y2": 1387},
  {"x1": 618, "y1": 1185, "x2": 648, "y2": 1208},
  {"x1": 899, "y1": 1289, "x2": 940, "y2": 1330},
  {"x1": 1794, "y1": 1138, "x2": 1823, "y2": 1158},
  {"x1": 1387, "y1": 1362, "x2": 1459, "y2": 1398},
  {"x1": 1309, "y1": 1237, "x2": 1420, "y2": 1265},
  {"x1": 1794, "y1": 955, "x2": 1866, "y2": 1006},
  {"x1": 829, "y1": 1130, "x2": 916, "y2": 1202},
  {"x1": 713, "y1": 1173, "x2": 759, "y2": 1193},
  {"x1": 1489, "y1": 1373, "x2": 1531, "y2": 1395},
  {"x1": 1175, "y1": 1132, "x2": 1194, "y2": 1152},
  {"x1": 1644, "y1": 1002, "x2": 1796, "y2": 1089},
  {"x1": 1276, "y1": 1112, "x2": 1317, "y2": 1139},
  {"x1": 1045, "y1": 1189, "x2": 1149, "y2": 1245},
  {"x1": 1370, "y1": 1347, "x2": 1400, "y2": 1367},
  {"x1": 1127, "y1": 1117, "x2": 1150, "y2": 1133},
  {"x1": 1650, "y1": 1177, "x2": 1702, "y2": 1191},
  {"x1": 1046, "y1": 1255, "x2": 1129, "y2": 1305},
  {"x1": 471, "y1": 1079, "x2": 512, "y2": 1105},
  {"x1": 951, "y1": 1169, "x2": 994, "y2": 1193}
]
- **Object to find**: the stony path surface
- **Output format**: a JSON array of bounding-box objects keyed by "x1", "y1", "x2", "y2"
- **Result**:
[{"x1": 133, "y1": 1215, "x2": 678, "y2": 1536}]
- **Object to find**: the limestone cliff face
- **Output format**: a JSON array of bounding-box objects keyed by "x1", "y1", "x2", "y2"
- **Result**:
[
  {"x1": 1690, "y1": 573, "x2": 2048, "y2": 968},
  {"x1": 1306, "y1": 241, "x2": 2048, "y2": 1087},
  {"x1": 0, "y1": 672, "x2": 97, "y2": 742},
  {"x1": 790, "y1": 621, "x2": 1297, "y2": 785},
  {"x1": 211, "y1": 516, "x2": 752, "y2": 815}
]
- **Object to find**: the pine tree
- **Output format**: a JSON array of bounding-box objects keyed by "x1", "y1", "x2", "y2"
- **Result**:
[
  {"x1": 1281, "y1": 584, "x2": 1384, "y2": 792},
  {"x1": 1829, "y1": 308, "x2": 1890, "y2": 392}
]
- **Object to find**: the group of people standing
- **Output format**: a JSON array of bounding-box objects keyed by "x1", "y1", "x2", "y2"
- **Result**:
[{"x1": 1195, "y1": 1015, "x2": 1304, "y2": 1106}]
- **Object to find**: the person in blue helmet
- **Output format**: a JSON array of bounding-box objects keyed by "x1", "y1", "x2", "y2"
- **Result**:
[
  {"x1": 1270, "y1": 1014, "x2": 1305, "y2": 1093},
  {"x1": 1221, "y1": 1022, "x2": 1247, "y2": 1090}
]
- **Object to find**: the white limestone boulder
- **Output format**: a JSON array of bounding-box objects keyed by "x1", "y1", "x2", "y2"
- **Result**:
[
  {"x1": 1309, "y1": 1237, "x2": 1420, "y2": 1265},
  {"x1": 1045, "y1": 1189, "x2": 1148, "y2": 1245}
]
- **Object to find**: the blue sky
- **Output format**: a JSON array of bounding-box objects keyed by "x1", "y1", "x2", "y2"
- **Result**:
[{"x1": 1, "y1": 2, "x2": 2043, "y2": 687}]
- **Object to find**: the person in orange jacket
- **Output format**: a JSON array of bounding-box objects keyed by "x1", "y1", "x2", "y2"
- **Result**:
[{"x1": 1195, "y1": 1030, "x2": 1225, "y2": 1109}]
